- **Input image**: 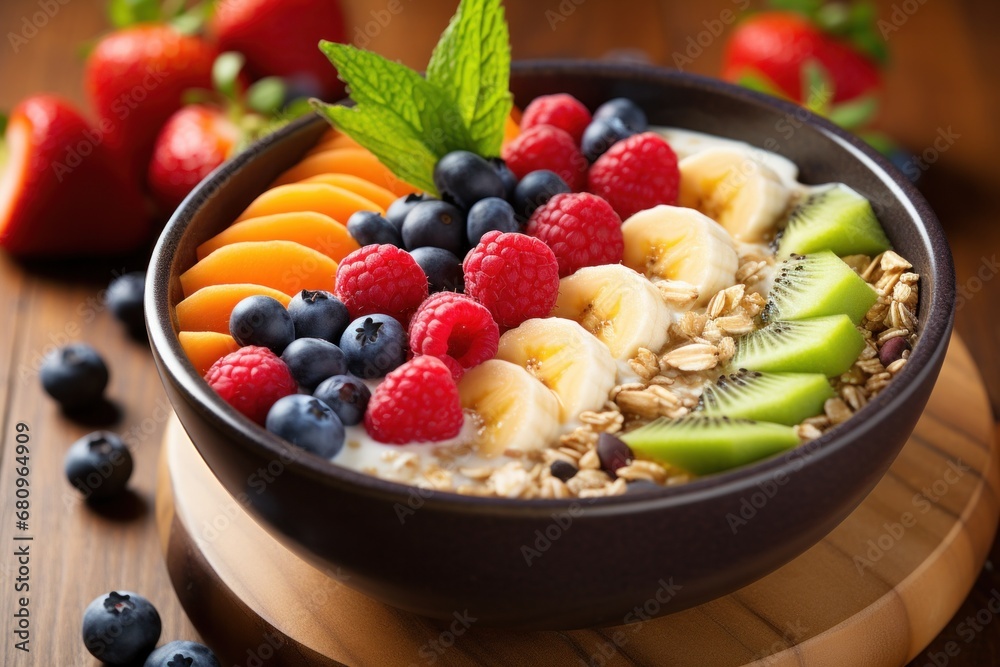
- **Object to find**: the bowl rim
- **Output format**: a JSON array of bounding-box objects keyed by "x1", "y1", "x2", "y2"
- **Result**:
[{"x1": 147, "y1": 59, "x2": 956, "y2": 517}]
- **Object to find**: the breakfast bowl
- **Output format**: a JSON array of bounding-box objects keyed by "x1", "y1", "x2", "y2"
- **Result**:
[{"x1": 146, "y1": 60, "x2": 955, "y2": 629}]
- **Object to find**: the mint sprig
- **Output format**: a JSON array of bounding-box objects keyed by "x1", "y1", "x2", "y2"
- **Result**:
[{"x1": 311, "y1": 0, "x2": 513, "y2": 196}]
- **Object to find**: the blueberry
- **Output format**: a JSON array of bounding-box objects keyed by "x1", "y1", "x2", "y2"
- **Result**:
[
  {"x1": 281, "y1": 338, "x2": 348, "y2": 391},
  {"x1": 410, "y1": 247, "x2": 464, "y2": 293},
  {"x1": 401, "y1": 200, "x2": 466, "y2": 254},
  {"x1": 550, "y1": 460, "x2": 578, "y2": 482},
  {"x1": 386, "y1": 193, "x2": 432, "y2": 232},
  {"x1": 106, "y1": 271, "x2": 146, "y2": 339},
  {"x1": 82, "y1": 591, "x2": 161, "y2": 666},
  {"x1": 40, "y1": 343, "x2": 109, "y2": 409},
  {"x1": 467, "y1": 197, "x2": 519, "y2": 247},
  {"x1": 287, "y1": 289, "x2": 350, "y2": 344},
  {"x1": 512, "y1": 170, "x2": 571, "y2": 218},
  {"x1": 314, "y1": 375, "x2": 371, "y2": 426},
  {"x1": 64, "y1": 431, "x2": 133, "y2": 501},
  {"x1": 433, "y1": 150, "x2": 506, "y2": 210},
  {"x1": 347, "y1": 210, "x2": 403, "y2": 247},
  {"x1": 266, "y1": 394, "x2": 345, "y2": 458},
  {"x1": 229, "y1": 295, "x2": 295, "y2": 354},
  {"x1": 489, "y1": 157, "x2": 518, "y2": 200},
  {"x1": 596, "y1": 433, "x2": 634, "y2": 477},
  {"x1": 144, "y1": 640, "x2": 220, "y2": 667},
  {"x1": 581, "y1": 117, "x2": 635, "y2": 162},
  {"x1": 339, "y1": 314, "x2": 408, "y2": 379},
  {"x1": 593, "y1": 97, "x2": 647, "y2": 132}
]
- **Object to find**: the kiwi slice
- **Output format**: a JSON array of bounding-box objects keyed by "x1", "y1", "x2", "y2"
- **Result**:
[
  {"x1": 763, "y1": 251, "x2": 878, "y2": 325},
  {"x1": 621, "y1": 416, "x2": 800, "y2": 476},
  {"x1": 698, "y1": 370, "x2": 834, "y2": 425},
  {"x1": 776, "y1": 184, "x2": 891, "y2": 259},
  {"x1": 732, "y1": 315, "x2": 865, "y2": 377}
]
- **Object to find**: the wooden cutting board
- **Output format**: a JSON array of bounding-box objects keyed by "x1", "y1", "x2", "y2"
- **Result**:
[{"x1": 156, "y1": 335, "x2": 999, "y2": 667}]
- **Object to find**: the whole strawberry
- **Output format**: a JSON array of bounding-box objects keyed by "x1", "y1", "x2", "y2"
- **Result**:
[
  {"x1": 148, "y1": 105, "x2": 240, "y2": 210},
  {"x1": 587, "y1": 133, "x2": 679, "y2": 220},
  {"x1": 0, "y1": 96, "x2": 150, "y2": 257},
  {"x1": 85, "y1": 25, "x2": 218, "y2": 181},
  {"x1": 722, "y1": 10, "x2": 883, "y2": 105},
  {"x1": 210, "y1": 0, "x2": 347, "y2": 100}
]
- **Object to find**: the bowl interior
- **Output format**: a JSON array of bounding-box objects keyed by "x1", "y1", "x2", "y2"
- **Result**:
[{"x1": 148, "y1": 60, "x2": 954, "y2": 511}]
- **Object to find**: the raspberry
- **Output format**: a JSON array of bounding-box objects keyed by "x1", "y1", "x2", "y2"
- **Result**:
[
  {"x1": 409, "y1": 293, "x2": 500, "y2": 375},
  {"x1": 364, "y1": 356, "x2": 464, "y2": 444},
  {"x1": 587, "y1": 132, "x2": 680, "y2": 220},
  {"x1": 463, "y1": 231, "x2": 560, "y2": 330},
  {"x1": 334, "y1": 244, "x2": 429, "y2": 322},
  {"x1": 502, "y1": 125, "x2": 587, "y2": 191},
  {"x1": 520, "y1": 94, "x2": 592, "y2": 144},
  {"x1": 205, "y1": 346, "x2": 298, "y2": 425},
  {"x1": 526, "y1": 193, "x2": 623, "y2": 277}
]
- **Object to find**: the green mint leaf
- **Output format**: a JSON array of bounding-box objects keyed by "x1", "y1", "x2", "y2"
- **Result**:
[
  {"x1": 247, "y1": 77, "x2": 287, "y2": 115},
  {"x1": 213, "y1": 52, "x2": 245, "y2": 101},
  {"x1": 313, "y1": 101, "x2": 439, "y2": 195},
  {"x1": 426, "y1": 0, "x2": 512, "y2": 157}
]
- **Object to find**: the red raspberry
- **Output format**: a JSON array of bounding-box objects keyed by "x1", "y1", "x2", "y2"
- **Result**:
[
  {"x1": 205, "y1": 346, "x2": 298, "y2": 425},
  {"x1": 334, "y1": 244, "x2": 428, "y2": 322},
  {"x1": 365, "y1": 356, "x2": 464, "y2": 444},
  {"x1": 502, "y1": 125, "x2": 587, "y2": 191},
  {"x1": 520, "y1": 94, "x2": 592, "y2": 144},
  {"x1": 463, "y1": 231, "x2": 560, "y2": 330},
  {"x1": 526, "y1": 193, "x2": 623, "y2": 277},
  {"x1": 587, "y1": 132, "x2": 680, "y2": 220},
  {"x1": 409, "y1": 292, "x2": 499, "y2": 375}
]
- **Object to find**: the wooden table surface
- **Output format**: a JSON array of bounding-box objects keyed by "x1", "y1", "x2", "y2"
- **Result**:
[{"x1": 0, "y1": 0, "x2": 997, "y2": 665}]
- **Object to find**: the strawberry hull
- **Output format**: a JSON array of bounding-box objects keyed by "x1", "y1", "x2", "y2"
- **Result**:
[{"x1": 0, "y1": 96, "x2": 150, "y2": 258}]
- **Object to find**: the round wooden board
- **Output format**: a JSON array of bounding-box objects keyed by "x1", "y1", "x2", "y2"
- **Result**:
[{"x1": 156, "y1": 335, "x2": 999, "y2": 667}]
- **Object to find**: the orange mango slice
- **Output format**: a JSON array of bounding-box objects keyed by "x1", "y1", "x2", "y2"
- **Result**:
[
  {"x1": 309, "y1": 129, "x2": 362, "y2": 155},
  {"x1": 272, "y1": 149, "x2": 419, "y2": 197},
  {"x1": 299, "y1": 174, "x2": 396, "y2": 211},
  {"x1": 176, "y1": 283, "x2": 292, "y2": 334},
  {"x1": 180, "y1": 241, "x2": 338, "y2": 297},
  {"x1": 179, "y1": 331, "x2": 240, "y2": 376},
  {"x1": 198, "y1": 212, "x2": 360, "y2": 262},
  {"x1": 236, "y1": 183, "x2": 384, "y2": 225},
  {"x1": 503, "y1": 114, "x2": 521, "y2": 146}
]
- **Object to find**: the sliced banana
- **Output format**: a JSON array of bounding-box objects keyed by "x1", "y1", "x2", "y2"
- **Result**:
[
  {"x1": 458, "y1": 360, "x2": 561, "y2": 456},
  {"x1": 496, "y1": 318, "x2": 617, "y2": 423},
  {"x1": 678, "y1": 146, "x2": 792, "y2": 242},
  {"x1": 552, "y1": 264, "x2": 673, "y2": 361},
  {"x1": 621, "y1": 205, "x2": 738, "y2": 306}
]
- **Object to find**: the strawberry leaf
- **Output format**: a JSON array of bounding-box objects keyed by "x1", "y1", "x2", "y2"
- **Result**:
[
  {"x1": 0, "y1": 114, "x2": 7, "y2": 137},
  {"x1": 108, "y1": 0, "x2": 161, "y2": 28},
  {"x1": 426, "y1": 0, "x2": 513, "y2": 157},
  {"x1": 213, "y1": 52, "x2": 245, "y2": 101},
  {"x1": 827, "y1": 94, "x2": 878, "y2": 130},
  {"x1": 247, "y1": 77, "x2": 287, "y2": 116},
  {"x1": 802, "y1": 60, "x2": 834, "y2": 115},
  {"x1": 736, "y1": 71, "x2": 789, "y2": 99}
]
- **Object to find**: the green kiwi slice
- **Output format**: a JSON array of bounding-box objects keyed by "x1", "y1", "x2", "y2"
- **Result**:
[
  {"x1": 621, "y1": 416, "x2": 800, "y2": 476},
  {"x1": 732, "y1": 315, "x2": 865, "y2": 377},
  {"x1": 763, "y1": 251, "x2": 878, "y2": 325},
  {"x1": 776, "y1": 184, "x2": 891, "y2": 259},
  {"x1": 698, "y1": 370, "x2": 834, "y2": 425}
]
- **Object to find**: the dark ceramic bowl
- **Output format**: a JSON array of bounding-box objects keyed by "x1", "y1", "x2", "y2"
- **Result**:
[{"x1": 147, "y1": 61, "x2": 955, "y2": 629}]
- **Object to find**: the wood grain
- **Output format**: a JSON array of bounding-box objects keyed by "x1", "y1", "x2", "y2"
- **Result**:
[
  {"x1": 0, "y1": 0, "x2": 998, "y2": 664},
  {"x1": 156, "y1": 336, "x2": 998, "y2": 667}
]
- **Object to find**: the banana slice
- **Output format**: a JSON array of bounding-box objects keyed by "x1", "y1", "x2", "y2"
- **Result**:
[
  {"x1": 552, "y1": 264, "x2": 673, "y2": 361},
  {"x1": 621, "y1": 205, "x2": 738, "y2": 306},
  {"x1": 677, "y1": 146, "x2": 791, "y2": 242},
  {"x1": 458, "y1": 360, "x2": 561, "y2": 456},
  {"x1": 496, "y1": 318, "x2": 617, "y2": 423}
]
